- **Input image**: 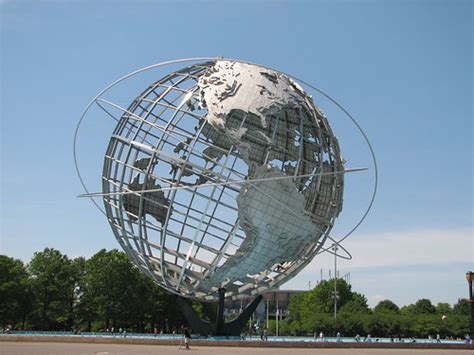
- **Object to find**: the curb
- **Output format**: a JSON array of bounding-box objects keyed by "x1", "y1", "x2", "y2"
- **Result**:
[{"x1": 1, "y1": 335, "x2": 473, "y2": 350}]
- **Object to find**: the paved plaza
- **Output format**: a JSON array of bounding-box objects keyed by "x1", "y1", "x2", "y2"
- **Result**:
[{"x1": 1, "y1": 342, "x2": 472, "y2": 355}]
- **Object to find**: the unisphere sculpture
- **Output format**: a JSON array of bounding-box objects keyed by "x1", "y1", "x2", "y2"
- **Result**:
[{"x1": 76, "y1": 58, "x2": 377, "y2": 336}]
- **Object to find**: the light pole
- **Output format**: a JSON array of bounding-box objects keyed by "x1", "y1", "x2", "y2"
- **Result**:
[
  {"x1": 266, "y1": 299, "x2": 269, "y2": 329},
  {"x1": 276, "y1": 298, "x2": 279, "y2": 337},
  {"x1": 466, "y1": 271, "x2": 474, "y2": 340},
  {"x1": 333, "y1": 243, "x2": 338, "y2": 319}
]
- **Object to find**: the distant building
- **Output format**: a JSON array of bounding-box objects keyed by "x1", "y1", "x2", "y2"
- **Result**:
[{"x1": 224, "y1": 288, "x2": 307, "y2": 322}]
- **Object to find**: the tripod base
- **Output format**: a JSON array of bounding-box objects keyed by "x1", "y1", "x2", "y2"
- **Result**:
[{"x1": 177, "y1": 288, "x2": 262, "y2": 336}]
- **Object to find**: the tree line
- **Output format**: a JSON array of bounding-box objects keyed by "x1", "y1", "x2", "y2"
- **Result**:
[
  {"x1": 271, "y1": 279, "x2": 470, "y2": 338},
  {"x1": 0, "y1": 248, "x2": 206, "y2": 332},
  {"x1": 0, "y1": 248, "x2": 470, "y2": 338}
]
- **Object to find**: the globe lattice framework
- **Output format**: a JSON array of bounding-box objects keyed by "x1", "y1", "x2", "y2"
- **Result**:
[{"x1": 101, "y1": 60, "x2": 344, "y2": 301}]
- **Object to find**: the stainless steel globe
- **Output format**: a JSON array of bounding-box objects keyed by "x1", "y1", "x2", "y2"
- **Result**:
[{"x1": 99, "y1": 60, "x2": 345, "y2": 301}]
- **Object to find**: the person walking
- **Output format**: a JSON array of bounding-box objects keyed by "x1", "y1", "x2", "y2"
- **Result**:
[{"x1": 184, "y1": 327, "x2": 192, "y2": 350}]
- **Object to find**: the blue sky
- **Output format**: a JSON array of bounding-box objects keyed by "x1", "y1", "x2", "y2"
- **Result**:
[{"x1": 1, "y1": 0, "x2": 472, "y2": 307}]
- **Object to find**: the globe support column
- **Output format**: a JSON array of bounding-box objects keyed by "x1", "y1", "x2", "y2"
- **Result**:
[
  {"x1": 177, "y1": 291, "x2": 263, "y2": 336},
  {"x1": 215, "y1": 288, "x2": 226, "y2": 335}
]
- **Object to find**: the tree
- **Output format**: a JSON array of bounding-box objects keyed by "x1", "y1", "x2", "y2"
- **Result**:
[
  {"x1": 0, "y1": 256, "x2": 31, "y2": 329},
  {"x1": 68, "y1": 257, "x2": 87, "y2": 331},
  {"x1": 374, "y1": 300, "x2": 400, "y2": 314},
  {"x1": 142, "y1": 276, "x2": 185, "y2": 332},
  {"x1": 82, "y1": 249, "x2": 139, "y2": 330},
  {"x1": 336, "y1": 313, "x2": 366, "y2": 336},
  {"x1": 339, "y1": 292, "x2": 370, "y2": 314},
  {"x1": 74, "y1": 256, "x2": 96, "y2": 332},
  {"x1": 364, "y1": 312, "x2": 401, "y2": 337},
  {"x1": 287, "y1": 292, "x2": 306, "y2": 324},
  {"x1": 400, "y1": 303, "x2": 416, "y2": 315},
  {"x1": 81, "y1": 249, "x2": 185, "y2": 332},
  {"x1": 453, "y1": 299, "x2": 469, "y2": 316},
  {"x1": 286, "y1": 278, "x2": 353, "y2": 336},
  {"x1": 435, "y1": 302, "x2": 452, "y2": 315},
  {"x1": 412, "y1": 299, "x2": 436, "y2": 315},
  {"x1": 304, "y1": 279, "x2": 353, "y2": 315},
  {"x1": 28, "y1": 248, "x2": 78, "y2": 330},
  {"x1": 411, "y1": 315, "x2": 439, "y2": 337}
]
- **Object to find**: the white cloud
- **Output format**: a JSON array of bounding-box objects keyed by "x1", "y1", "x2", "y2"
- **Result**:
[
  {"x1": 341, "y1": 227, "x2": 473, "y2": 269},
  {"x1": 287, "y1": 227, "x2": 472, "y2": 280}
]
